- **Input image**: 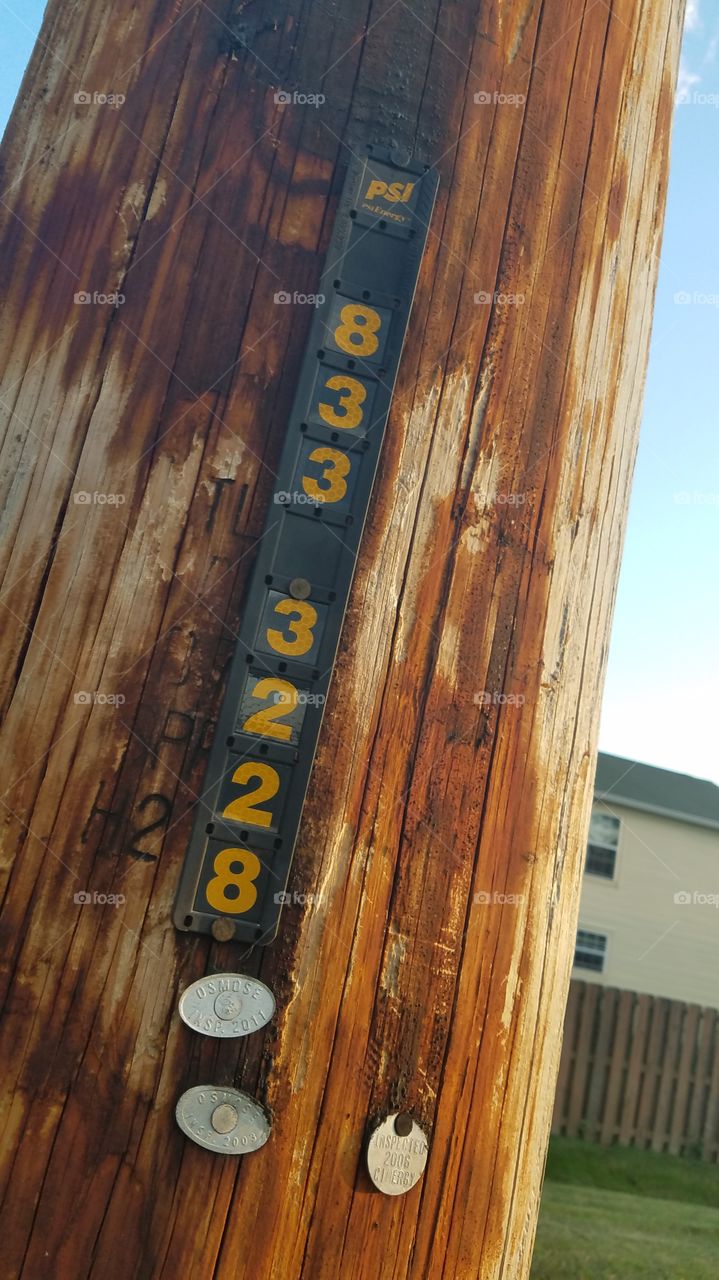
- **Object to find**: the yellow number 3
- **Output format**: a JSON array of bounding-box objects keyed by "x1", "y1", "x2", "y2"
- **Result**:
[
  {"x1": 333, "y1": 303, "x2": 381, "y2": 357},
  {"x1": 318, "y1": 374, "x2": 366, "y2": 429},
  {"x1": 266, "y1": 598, "x2": 317, "y2": 656},
  {"x1": 302, "y1": 447, "x2": 350, "y2": 503},
  {"x1": 206, "y1": 847, "x2": 261, "y2": 914}
]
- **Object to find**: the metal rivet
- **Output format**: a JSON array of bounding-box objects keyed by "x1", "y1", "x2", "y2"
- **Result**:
[
  {"x1": 211, "y1": 1103, "x2": 239, "y2": 1134},
  {"x1": 390, "y1": 147, "x2": 412, "y2": 168},
  {"x1": 215, "y1": 992, "x2": 243, "y2": 1020},
  {"x1": 394, "y1": 1113, "x2": 413, "y2": 1137},
  {"x1": 211, "y1": 919, "x2": 235, "y2": 942},
  {"x1": 289, "y1": 577, "x2": 311, "y2": 600}
]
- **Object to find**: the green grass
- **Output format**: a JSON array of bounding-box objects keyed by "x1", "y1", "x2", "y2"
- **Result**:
[
  {"x1": 531, "y1": 1182, "x2": 719, "y2": 1280},
  {"x1": 544, "y1": 1137, "x2": 719, "y2": 1208},
  {"x1": 531, "y1": 1139, "x2": 719, "y2": 1278}
]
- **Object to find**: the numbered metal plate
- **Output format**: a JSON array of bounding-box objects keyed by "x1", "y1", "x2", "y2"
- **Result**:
[
  {"x1": 366, "y1": 1113, "x2": 429, "y2": 1196},
  {"x1": 176, "y1": 1086, "x2": 271, "y2": 1155},
  {"x1": 178, "y1": 973, "x2": 276, "y2": 1038}
]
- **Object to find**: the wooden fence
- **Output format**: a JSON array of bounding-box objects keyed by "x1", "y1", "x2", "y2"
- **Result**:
[{"x1": 551, "y1": 981, "x2": 719, "y2": 1160}]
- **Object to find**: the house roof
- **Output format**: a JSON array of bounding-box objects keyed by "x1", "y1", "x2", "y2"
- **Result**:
[{"x1": 594, "y1": 753, "x2": 719, "y2": 832}]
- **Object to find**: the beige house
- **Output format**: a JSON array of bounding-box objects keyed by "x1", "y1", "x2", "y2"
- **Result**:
[{"x1": 574, "y1": 753, "x2": 719, "y2": 1008}]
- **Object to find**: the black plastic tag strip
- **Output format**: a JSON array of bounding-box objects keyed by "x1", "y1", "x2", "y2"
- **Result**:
[{"x1": 173, "y1": 145, "x2": 439, "y2": 943}]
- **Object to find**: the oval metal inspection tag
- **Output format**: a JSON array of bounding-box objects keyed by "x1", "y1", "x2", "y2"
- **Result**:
[
  {"x1": 178, "y1": 973, "x2": 275, "y2": 1039},
  {"x1": 366, "y1": 1113, "x2": 429, "y2": 1196},
  {"x1": 176, "y1": 1086, "x2": 271, "y2": 1155}
]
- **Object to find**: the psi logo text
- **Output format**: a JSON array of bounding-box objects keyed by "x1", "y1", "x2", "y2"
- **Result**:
[
  {"x1": 363, "y1": 180, "x2": 415, "y2": 204},
  {"x1": 359, "y1": 168, "x2": 420, "y2": 226}
]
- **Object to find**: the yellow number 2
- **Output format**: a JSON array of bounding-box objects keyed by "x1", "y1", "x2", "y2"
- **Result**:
[
  {"x1": 266, "y1": 598, "x2": 317, "y2": 656},
  {"x1": 206, "y1": 847, "x2": 261, "y2": 914},
  {"x1": 333, "y1": 303, "x2": 381, "y2": 357},
  {"x1": 222, "y1": 762, "x2": 279, "y2": 827},
  {"x1": 242, "y1": 678, "x2": 298, "y2": 741},
  {"x1": 302, "y1": 447, "x2": 350, "y2": 504},
  {"x1": 318, "y1": 374, "x2": 366, "y2": 429}
]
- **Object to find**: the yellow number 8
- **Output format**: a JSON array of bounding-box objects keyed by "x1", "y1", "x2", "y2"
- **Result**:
[
  {"x1": 206, "y1": 847, "x2": 261, "y2": 914},
  {"x1": 333, "y1": 303, "x2": 381, "y2": 357}
]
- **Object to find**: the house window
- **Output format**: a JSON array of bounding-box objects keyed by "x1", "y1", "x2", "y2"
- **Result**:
[
  {"x1": 586, "y1": 810, "x2": 619, "y2": 879},
  {"x1": 574, "y1": 928, "x2": 607, "y2": 973}
]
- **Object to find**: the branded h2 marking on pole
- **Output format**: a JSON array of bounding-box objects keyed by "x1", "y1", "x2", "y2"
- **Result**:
[{"x1": 173, "y1": 145, "x2": 439, "y2": 944}]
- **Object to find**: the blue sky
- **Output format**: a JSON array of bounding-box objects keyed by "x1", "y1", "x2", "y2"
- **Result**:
[
  {"x1": 0, "y1": 1, "x2": 46, "y2": 128},
  {"x1": 1, "y1": 1, "x2": 716, "y2": 783},
  {"x1": 598, "y1": 3, "x2": 719, "y2": 784}
]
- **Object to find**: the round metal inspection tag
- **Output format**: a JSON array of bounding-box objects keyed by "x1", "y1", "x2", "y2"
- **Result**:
[
  {"x1": 179, "y1": 973, "x2": 275, "y2": 1038},
  {"x1": 366, "y1": 1113, "x2": 429, "y2": 1196},
  {"x1": 176, "y1": 1086, "x2": 271, "y2": 1155}
]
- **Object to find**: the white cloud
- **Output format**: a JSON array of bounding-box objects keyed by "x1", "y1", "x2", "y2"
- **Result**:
[
  {"x1": 685, "y1": 0, "x2": 700, "y2": 31},
  {"x1": 676, "y1": 60, "x2": 701, "y2": 104}
]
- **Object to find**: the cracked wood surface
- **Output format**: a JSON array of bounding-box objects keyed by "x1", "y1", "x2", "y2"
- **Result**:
[{"x1": 0, "y1": 0, "x2": 683, "y2": 1276}]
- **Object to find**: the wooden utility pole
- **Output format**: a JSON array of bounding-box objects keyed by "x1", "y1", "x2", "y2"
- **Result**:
[{"x1": 0, "y1": 1, "x2": 682, "y2": 1276}]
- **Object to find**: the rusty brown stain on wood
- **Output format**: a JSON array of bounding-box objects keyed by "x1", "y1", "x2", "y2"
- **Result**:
[{"x1": 0, "y1": 0, "x2": 683, "y2": 1276}]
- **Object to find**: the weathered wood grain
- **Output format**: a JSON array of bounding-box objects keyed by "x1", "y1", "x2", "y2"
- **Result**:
[
  {"x1": 600, "y1": 987, "x2": 633, "y2": 1145},
  {"x1": 0, "y1": 0, "x2": 683, "y2": 1275},
  {"x1": 688, "y1": 1008, "x2": 716, "y2": 1149},
  {"x1": 635, "y1": 996, "x2": 669, "y2": 1147}
]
